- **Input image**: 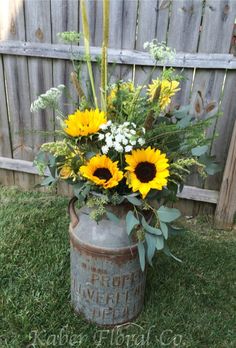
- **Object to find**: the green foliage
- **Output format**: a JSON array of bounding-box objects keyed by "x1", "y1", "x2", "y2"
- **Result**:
[
  {"x1": 125, "y1": 211, "x2": 139, "y2": 235},
  {"x1": 125, "y1": 195, "x2": 142, "y2": 206},
  {"x1": 157, "y1": 206, "x2": 181, "y2": 223},
  {"x1": 106, "y1": 211, "x2": 120, "y2": 224},
  {"x1": 191, "y1": 145, "x2": 208, "y2": 156},
  {"x1": 137, "y1": 241, "x2": 145, "y2": 272},
  {"x1": 141, "y1": 216, "x2": 162, "y2": 236},
  {"x1": 57, "y1": 31, "x2": 81, "y2": 44}
]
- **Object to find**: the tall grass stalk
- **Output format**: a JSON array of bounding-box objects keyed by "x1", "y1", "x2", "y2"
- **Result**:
[
  {"x1": 80, "y1": 0, "x2": 98, "y2": 108},
  {"x1": 101, "y1": 0, "x2": 110, "y2": 111}
]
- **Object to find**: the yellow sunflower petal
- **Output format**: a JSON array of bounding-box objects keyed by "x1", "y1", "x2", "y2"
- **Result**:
[
  {"x1": 148, "y1": 79, "x2": 180, "y2": 110},
  {"x1": 64, "y1": 108, "x2": 107, "y2": 137}
]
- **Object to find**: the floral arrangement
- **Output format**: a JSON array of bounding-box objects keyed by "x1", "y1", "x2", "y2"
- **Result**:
[{"x1": 31, "y1": 0, "x2": 219, "y2": 270}]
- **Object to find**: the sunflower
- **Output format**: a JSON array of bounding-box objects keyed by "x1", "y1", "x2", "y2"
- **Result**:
[
  {"x1": 64, "y1": 108, "x2": 107, "y2": 137},
  {"x1": 125, "y1": 147, "x2": 169, "y2": 199},
  {"x1": 147, "y1": 79, "x2": 180, "y2": 110},
  {"x1": 80, "y1": 155, "x2": 123, "y2": 189}
]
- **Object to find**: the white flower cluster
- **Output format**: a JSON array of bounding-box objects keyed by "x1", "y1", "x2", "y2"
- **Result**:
[
  {"x1": 144, "y1": 40, "x2": 175, "y2": 63},
  {"x1": 99, "y1": 121, "x2": 145, "y2": 154},
  {"x1": 30, "y1": 84, "x2": 65, "y2": 112}
]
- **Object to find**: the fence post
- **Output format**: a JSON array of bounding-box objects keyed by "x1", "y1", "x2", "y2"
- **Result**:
[{"x1": 214, "y1": 121, "x2": 236, "y2": 229}]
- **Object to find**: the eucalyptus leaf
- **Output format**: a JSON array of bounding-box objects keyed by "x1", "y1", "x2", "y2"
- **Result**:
[
  {"x1": 126, "y1": 211, "x2": 139, "y2": 235},
  {"x1": 48, "y1": 154, "x2": 56, "y2": 166},
  {"x1": 173, "y1": 106, "x2": 190, "y2": 119},
  {"x1": 35, "y1": 150, "x2": 47, "y2": 162},
  {"x1": 160, "y1": 221, "x2": 168, "y2": 240},
  {"x1": 41, "y1": 176, "x2": 55, "y2": 186},
  {"x1": 126, "y1": 196, "x2": 142, "y2": 206},
  {"x1": 145, "y1": 233, "x2": 157, "y2": 265},
  {"x1": 74, "y1": 183, "x2": 86, "y2": 197},
  {"x1": 163, "y1": 244, "x2": 182, "y2": 262},
  {"x1": 177, "y1": 114, "x2": 192, "y2": 129},
  {"x1": 168, "y1": 225, "x2": 184, "y2": 236},
  {"x1": 157, "y1": 206, "x2": 181, "y2": 223},
  {"x1": 141, "y1": 216, "x2": 162, "y2": 236},
  {"x1": 198, "y1": 154, "x2": 221, "y2": 175},
  {"x1": 81, "y1": 185, "x2": 91, "y2": 198},
  {"x1": 137, "y1": 241, "x2": 145, "y2": 271},
  {"x1": 86, "y1": 151, "x2": 96, "y2": 160},
  {"x1": 205, "y1": 162, "x2": 222, "y2": 175},
  {"x1": 156, "y1": 235, "x2": 164, "y2": 250},
  {"x1": 191, "y1": 145, "x2": 208, "y2": 157},
  {"x1": 106, "y1": 211, "x2": 120, "y2": 225}
]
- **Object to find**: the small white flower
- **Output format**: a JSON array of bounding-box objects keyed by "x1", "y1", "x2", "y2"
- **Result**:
[
  {"x1": 138, "y1": 138, "x2": 145, "y2": 146},
  {"x1": 122, "y1": 138, "x2": 128, "y2": 145},
  {"x1": 125, "y1": 132, "x2": 132, "y2": 139},
  {"x1": 114, "y1": 142, "x2": 123, "y2": 153},
  {"x1": 131, "y1": 122, "x2": 137, "y2": 128},
  {"x1": 101, "y1": 145, "x2": 109, "y2": 154},
  {"x1": 106, "y1": 137, "x2": 113, "y2": 148},
  {"x1": 107, "y1": 120, "x2": 112, "y2": 127},
  {"x1": 125, "y1": 145, "x2": 133, "y2": 152},
  {"x1": 116, "y1": 133, "x2": 124, "y2": 143},
  {"x1": 130, "y1": 129, "x2": 136, "y2": 135},
  {"x1": 100, "y1": 123, "x2": 108, "y2": 130},
  {"x1": 142, "y1": 127, "x2": 146, "y2": 134},
  {"x1": 98, "y1": 133, "x2": 105, "y2": 141},
  {"x1": 130, "y1": 140, "x2": 137, "y2": 146}
]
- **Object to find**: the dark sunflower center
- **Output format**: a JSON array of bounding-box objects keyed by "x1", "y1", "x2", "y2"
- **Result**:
[
  {"x1": 93, "y1": 168, "x2": 112, "y2": 182},
  {"x1": 135, "y1": 162, "x2": 156, "y2": 183}
]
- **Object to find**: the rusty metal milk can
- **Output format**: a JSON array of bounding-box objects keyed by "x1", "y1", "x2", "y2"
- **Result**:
[{"x1": 68, "y1": 197, "x2": 146, "y2": 326}]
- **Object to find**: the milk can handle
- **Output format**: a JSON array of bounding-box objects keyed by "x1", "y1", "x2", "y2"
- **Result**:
[{"x1": 68, "y1": 196, "x2": 79, "y2": 228}]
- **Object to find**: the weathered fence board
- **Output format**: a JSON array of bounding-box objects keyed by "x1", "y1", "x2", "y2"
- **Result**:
[
  {"x1": 213, "y1": 70, "x2": 236, "y2": 170},
  {"x1": 156, "y1": 0, "x2": 171, "y2": 43},
  {"x1": 0, "y1": 55, "x2": 14, "y2": 186},
  {"x1": 51, "y1": 0, "x2": 79, "y2": 197},
  {"x1": 0, "y1": 0, "x2": 34, "y2": 189},
  {"x1": 108, "y1": 0, "x2": 124, "y2": 83},
  {"x1": 24, "y1": 0, "x2": 53, "y2": 190},
  {"x1": 215, "y1": 121, "x2": 236, "y2": 229},
  {"x1": 51, "y1": 0, "x2": 79, "y2": 116},
  {"x1": 135, "y1": 0, "x2": 159, "y2": 84},
  {"x1": 191, "y1": 0, "x2": 236, "y2": 191},
  {"x1": 167, "y1": 0, "x2": 202, "y2": 107},
  {"x1": 120, "y1": 0, "x2": 138, "y2": 81},
  {"x1": 1, "y1": 40, "x2": 236, "y2": 69}
]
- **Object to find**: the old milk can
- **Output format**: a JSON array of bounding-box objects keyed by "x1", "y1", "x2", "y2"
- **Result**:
[{"x1": 68, "y1": 197, "x2": 146, "y2": 326}]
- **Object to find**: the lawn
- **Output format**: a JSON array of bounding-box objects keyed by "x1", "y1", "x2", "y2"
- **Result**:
[{"x1": 0, "y1": 186, "x2": 235, "y2": 348}]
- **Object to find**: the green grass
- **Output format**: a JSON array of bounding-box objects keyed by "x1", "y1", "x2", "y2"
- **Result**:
[{"x1": 0, "y1": 186, "x2": 235, "y2": 348}]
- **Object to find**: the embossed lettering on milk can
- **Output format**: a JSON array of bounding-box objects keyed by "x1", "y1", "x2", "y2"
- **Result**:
[{"x1": 69, "y1": 197, "x2": 146, "y2": 326}]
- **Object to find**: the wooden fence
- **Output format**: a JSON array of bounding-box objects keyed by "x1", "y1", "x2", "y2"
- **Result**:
[{"x1": 0, "y1": 0, "x2": 236, "y2": 228}]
